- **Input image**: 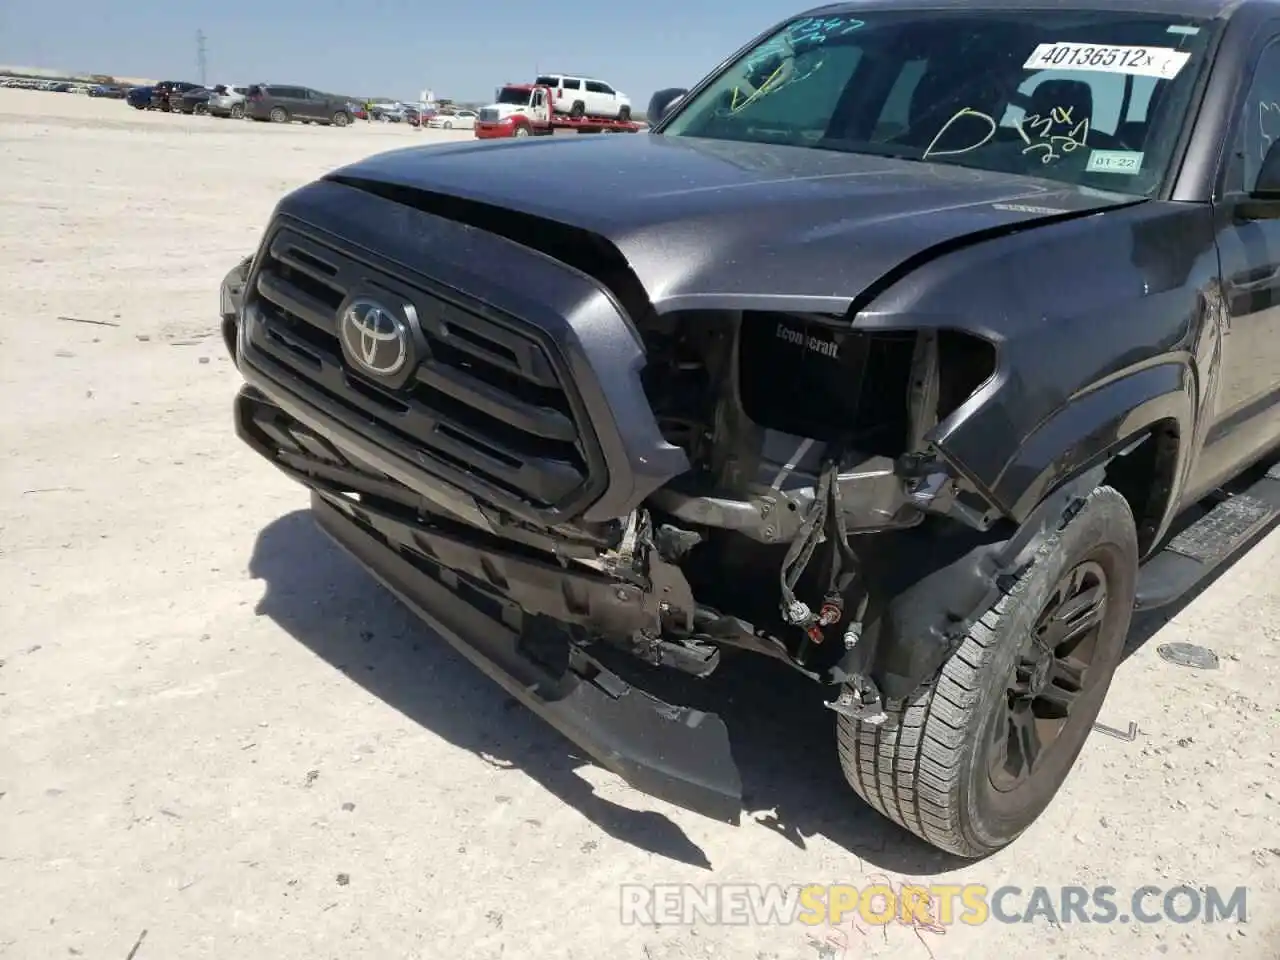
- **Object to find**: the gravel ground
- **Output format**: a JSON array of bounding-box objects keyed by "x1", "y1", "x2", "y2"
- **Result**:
[{"x1": 2, "y1": 88, "x2": 1278, "y2": 960}]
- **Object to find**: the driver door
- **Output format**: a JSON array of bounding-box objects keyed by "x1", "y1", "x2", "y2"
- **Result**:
[
  {"x1": 1196, "y1": 31, "x2": 1280, "y2": 495},
  {"x1": 301, "y1": 89, "x2": 328, "y2": 120},
  {"x1": 530, "y1": 88, "x2": 549, "y2": 125}
]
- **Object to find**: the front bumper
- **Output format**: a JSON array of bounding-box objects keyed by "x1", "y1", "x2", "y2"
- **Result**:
[
  {"x1": 475, "y1": 120, "x2": 516, "y2": 138},
  {"x1": 235, "y1": 380, "x2": 744, "y2": 822},
  {"x1": 308, "y1": 486, "x2": 742, "y2": 823},
  {"x1": 221, "y1": 251, "x2": 744, "y2": 824}
]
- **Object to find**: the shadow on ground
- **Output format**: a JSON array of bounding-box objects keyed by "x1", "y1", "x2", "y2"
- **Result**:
[
  {"x1": 1122, "y1": 459, "x2": 1280, "y2": 659},
  {"x1": 249, "y1": 509, "x2": 963, "y2": 875},
  {"x1": 249, "y1": 494, "x2": 1271, "y2": 874}
]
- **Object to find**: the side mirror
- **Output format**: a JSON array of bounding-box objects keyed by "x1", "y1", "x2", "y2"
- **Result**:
[
  {"x1": 1258, "y1": 139, "x2": 1280, "y2": 193},
  {"x1": 1239, "y1": 140, "x2": 1280, "y2": 220},
  {"x1": 647, "y1": 88, "x2": 688, "y2": 127}
]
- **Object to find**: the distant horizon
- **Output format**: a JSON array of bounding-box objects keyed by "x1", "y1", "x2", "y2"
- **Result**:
[
  {"x1": 0, "y1": 66, "x2": 489, "y2": 105},
  {"x1": 0, "y1": 0, "x2": 799, "y2": 106},
  {"x1": 0, "y1": 66, "x2": 656, "y2": 113}
]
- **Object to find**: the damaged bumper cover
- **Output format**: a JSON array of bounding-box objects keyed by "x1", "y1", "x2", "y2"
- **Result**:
[
  {"x1": 219, "y1": 248, "x2": 1032, "y2": 711},
  {"x1": 308, "y1": 484, "x2": 744, "y2": 823},
  {"x1": 223, "y1": 240, "x2": 746, "y2": 821}
]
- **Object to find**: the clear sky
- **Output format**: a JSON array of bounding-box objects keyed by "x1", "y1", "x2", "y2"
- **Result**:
[{"x1": 0, "y1": 0, "x2": 802, "y2": 105}]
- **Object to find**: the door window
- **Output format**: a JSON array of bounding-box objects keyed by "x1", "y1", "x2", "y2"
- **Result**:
[{"x1": 1224, "y1": 40, "x2": 1280, "y2": 194}]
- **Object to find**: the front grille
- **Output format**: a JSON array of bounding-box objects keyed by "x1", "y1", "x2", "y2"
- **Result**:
[
  {"x1": 243, "y1": 224, "x2": 601, "y2": 515},
  {"x1": 478, "y1": 108, "x2": 501, "y2": 123}
]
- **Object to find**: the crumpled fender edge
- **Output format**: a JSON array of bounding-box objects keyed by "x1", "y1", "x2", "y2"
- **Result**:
[
  {"x1": 986, "y1": 361, "x2": 1195, "y2": 524},
  {"x1": 873, "y1": 465, "x2": 1106, "y2": 701},
  {"x1": 874, "y1": 364, "x2": 1195, "y2": 700}
]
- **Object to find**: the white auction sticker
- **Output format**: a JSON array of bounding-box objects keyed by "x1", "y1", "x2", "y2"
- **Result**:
[
  {"x1": 1086, "y1": 149, "x2": 1144, "y2": 173},
  {"x1": 1023, "y1": 42, "x2": 1191, "y2": 78}
]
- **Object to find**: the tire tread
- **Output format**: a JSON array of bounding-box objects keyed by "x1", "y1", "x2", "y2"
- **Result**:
[
  {"x1": 838, "y1": 486, "x2": 1137, "y2": 857},
  {"x1": 837, "y1": 578, "x2": 1018, "y2": 857}
]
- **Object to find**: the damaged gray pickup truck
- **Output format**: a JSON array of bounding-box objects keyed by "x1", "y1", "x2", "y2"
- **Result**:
[{"x1": 220, "y1": 0, "x2": 1280, "y2": 857}]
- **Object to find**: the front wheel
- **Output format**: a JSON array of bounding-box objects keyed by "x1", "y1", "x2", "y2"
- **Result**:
[
  {"x1": 332, "y1": 111, "x2": 350, "y2": 127},
  {"x1": 443, "y1": 120, "x2": 452, "y2": 129},
  {"x1": 618, "y1": 105, "x2": 631, "y2": 121},
  {"x1": 230, "y1": 103, "x2": 244, "y2": 119},
  {"x1": 513, "y1": 125, "x2": 530, "y2": 137},
  {"x1": 838, "y1": 485, "x2": 1138, "y2": 858},
  {"x1": 269, "y1": 106, "x2": 288, "y2": 123}
]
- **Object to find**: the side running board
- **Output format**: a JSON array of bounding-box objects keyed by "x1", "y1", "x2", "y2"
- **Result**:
[{"x1": 1135, "y1": 461, "x2": 1280, "y2": 610}]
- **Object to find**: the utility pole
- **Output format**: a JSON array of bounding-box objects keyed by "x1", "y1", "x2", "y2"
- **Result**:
[{"x1": 196, "y1": 29, "x2": 207, "y2": 85}]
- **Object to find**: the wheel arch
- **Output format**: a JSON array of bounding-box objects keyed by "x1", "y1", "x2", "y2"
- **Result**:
[
  {"x1": 865, "y1": 363, "x2": 1193, "y2": 701},
  {"x1": 986, "y1": 361, "x2": 1194, "y2": 554}
]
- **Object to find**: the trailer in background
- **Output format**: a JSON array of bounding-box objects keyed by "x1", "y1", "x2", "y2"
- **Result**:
[{"x1": 474, "y1": 84, "x2": 640, "y2": 139}]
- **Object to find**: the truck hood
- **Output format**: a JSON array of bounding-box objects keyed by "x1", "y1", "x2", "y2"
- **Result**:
[{"x1": 325, "y1": 133, "x2": 1139, "y2": 312}]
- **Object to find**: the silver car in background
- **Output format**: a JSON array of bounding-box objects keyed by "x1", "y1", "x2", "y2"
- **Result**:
[
  {"x1": 208, "y1": 84, "x2": 249, "y2": 119},
  {"x1": 426, "y1": 109, "x2": 478, "y2": 130}
]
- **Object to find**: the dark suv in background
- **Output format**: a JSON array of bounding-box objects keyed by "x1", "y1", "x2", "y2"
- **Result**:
[
  {"x1": 151, "y1": 80, "x2": 201, "y2": 112},
  {"x1": 244, "y1": 85, "x2": 353, "y2": 126}
]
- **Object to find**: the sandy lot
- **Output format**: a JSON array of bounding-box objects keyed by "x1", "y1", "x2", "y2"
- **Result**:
[{"x1": 2, "y1": 87, "x2": 1278, "y2": 960}]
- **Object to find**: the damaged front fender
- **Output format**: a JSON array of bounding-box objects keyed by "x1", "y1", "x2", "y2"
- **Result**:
[{"x1": 868, "y1": 464, "x2": 1105, "y2": 701}]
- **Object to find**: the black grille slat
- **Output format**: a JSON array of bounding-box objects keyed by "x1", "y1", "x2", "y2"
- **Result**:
[
  {"x1": 268, "y1": 233, "x2": 342, "y2": 284},
  {"x1": 254, "y1": 308, "x2": 578, "y2": 462},
  {"x1": 255, "y1": 304, "x2": 578, "y2": 462},
  {"x1": 251, "y1": 344, "x2": 586, "y2": 505},
  {"x1": 413, "y1": 361, "x2": 577, "y2": 442},
  {"x1": 274, "y1": 244, "x2": 340, "y2": 282},
  {"x1": 420, "y1": 298, "x2": 561, "y2": 389},
  {"x1": 243, "y1": 224, "x2": 600, "y2": 512},
  {"x1": 257, "y1": 271, "x2": 340, "y2": 332}
]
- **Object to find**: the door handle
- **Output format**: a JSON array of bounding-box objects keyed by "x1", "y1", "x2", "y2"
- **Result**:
[{"x1": 1232, "y1": 265, "x2": 1280, "y2": 292}]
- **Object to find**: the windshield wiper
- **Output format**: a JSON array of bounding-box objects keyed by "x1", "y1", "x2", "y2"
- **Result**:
[{"x1": 812, "y1": 138, "x2": 922, "y2": 162}]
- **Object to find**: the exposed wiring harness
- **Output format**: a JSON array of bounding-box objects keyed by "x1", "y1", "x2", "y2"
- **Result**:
[{"x1": 778, "y1": 456, "x2": 862, "y2": 648}]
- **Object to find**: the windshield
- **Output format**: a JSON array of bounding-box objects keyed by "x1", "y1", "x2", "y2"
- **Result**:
[
  {"x1": 497, "y1": 86, "x2": 532, "y2": 105},
  {"x1": 661, "y1": 9, "x2": 1216, "y2": 195}
]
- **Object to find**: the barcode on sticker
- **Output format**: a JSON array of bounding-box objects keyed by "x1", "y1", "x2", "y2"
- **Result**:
[
  {"x1": 1086, "y1": 149, "x2": 1144, "y2": 172},
  {"x1": 1024, "y1": 42, "x2": 1191, "y2": 78}
]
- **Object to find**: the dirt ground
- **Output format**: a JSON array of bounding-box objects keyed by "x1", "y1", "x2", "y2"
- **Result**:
[{"x1": 2, "y1": 88, "x2": 1278, "y2": 960}]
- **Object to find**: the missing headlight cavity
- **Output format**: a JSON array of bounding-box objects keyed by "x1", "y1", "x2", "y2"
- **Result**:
[
  {"x1": 637, "y1": 311, "x2": 997, "y2": 469},
  {"x1": 739, "y1": 313, "x2": 916, "y2": 457},
  {"x1": 935, "y1": 329, "x2": 997, "y2": 421}
]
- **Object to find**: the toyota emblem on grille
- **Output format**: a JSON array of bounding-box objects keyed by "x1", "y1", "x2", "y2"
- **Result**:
[{"x1": 340, "y1": 299, "x2": 407, "y2": 376}]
